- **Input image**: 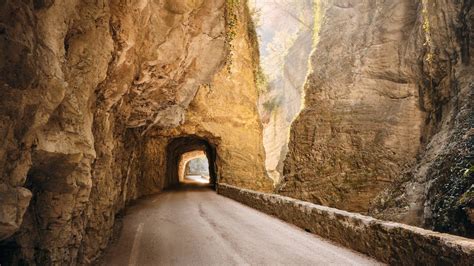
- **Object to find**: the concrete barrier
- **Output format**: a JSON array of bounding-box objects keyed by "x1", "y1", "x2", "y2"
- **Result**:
[{"x1": 217, "y1": 183, "x2": 474, "y2": 265}]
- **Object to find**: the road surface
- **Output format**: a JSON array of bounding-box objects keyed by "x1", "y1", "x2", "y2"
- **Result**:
[{"x1": 101, "y1": 185, "x2": 382, "y2": 265}]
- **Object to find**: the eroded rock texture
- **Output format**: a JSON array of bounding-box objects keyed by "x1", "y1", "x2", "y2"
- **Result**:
[
  {"x1": 279, "y1": 0, "x2": 473, "y2": 237},
  {"x1": 371, "y1": 0, "x2": 474, "y2": 237},
  {"x1": 143, "y1": 1, "x2": 273, "y2": 192},
  {"x1": 0, "y1": 0, "x2": 271, "y2": 264}
]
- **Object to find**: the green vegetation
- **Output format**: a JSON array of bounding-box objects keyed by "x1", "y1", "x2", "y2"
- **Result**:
[
  {"x1": 249, "y1": 4, "x2": 262, "y2": 28},
  {"x1": 255, "y1": 67, "x2": 269, "y2": 95},
  {"x1": 225, "y1": 0, "x2": 240, "y2": 73},
  {"x1": 312, "y1": 0, "x2": 324, "y2": 49},
  {"x1": 421, "y1": 0, "x2": 434, "y2": 65},
  {"x1": 459, "y1": 187, "x2": 474, "y2": 205},
  {"x1": 262, "y1": 97, "x2": 282, "y2": 112},
  {"x1": 463, "y1": 164, "x2": 474, "y2": 177}
]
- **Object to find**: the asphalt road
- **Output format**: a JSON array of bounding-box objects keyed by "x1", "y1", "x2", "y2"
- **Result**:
[{"x1": 101, "y1": 184, "x2": 382, "y2": 266}]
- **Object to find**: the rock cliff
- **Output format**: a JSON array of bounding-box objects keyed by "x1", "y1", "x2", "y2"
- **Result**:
[
  {"x1": 0, "y1": 0, "x2": 472, "y2": 264},
  {"x1": 278, "y1": 0, "x2": 473, "y2": 237}
]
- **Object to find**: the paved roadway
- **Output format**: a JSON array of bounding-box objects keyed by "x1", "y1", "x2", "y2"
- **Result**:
[{"x1": 101, "y1": 184, "x2": 382, "y2": 266}]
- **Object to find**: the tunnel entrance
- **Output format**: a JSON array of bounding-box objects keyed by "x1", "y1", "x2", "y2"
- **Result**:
[{"x1": 165, "y1": 136, "x2": 218, "y2": 189}]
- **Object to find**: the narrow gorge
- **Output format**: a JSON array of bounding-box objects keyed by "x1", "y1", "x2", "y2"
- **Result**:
[{"x1": 0, "y1": 0, "x2": 472, "y2": 265}]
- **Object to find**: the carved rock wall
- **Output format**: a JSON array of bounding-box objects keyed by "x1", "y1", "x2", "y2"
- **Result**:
[
  {"x1": 0, "y1": 0, "x2": 270, "y2": 264},
  {"x1": 143, "y1": 1, "x2": 273, "y2": 193}
]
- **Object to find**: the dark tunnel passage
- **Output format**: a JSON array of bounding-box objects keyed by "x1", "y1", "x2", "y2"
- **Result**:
[{"x1": 165, "y1": 136, "x2": 218, "y2": 189}]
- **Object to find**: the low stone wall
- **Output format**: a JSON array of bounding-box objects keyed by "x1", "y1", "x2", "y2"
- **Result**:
[{"x1": 217, "y1": 184, "x2": 474, "y2": 265}]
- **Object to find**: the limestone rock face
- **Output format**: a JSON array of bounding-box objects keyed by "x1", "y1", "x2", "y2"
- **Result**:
[
  {"x1": 0, "y1": 0, "x2": 270, "y2": 264},
  {"x1": 142, "y1": 2, "x2": 273, "y2": 193},
  {"x1": 279, "y1": 0, "x2": 424, "y2": 212},
  {"x1": 0, "y1": 185, "x2": 31, "y2": 240},
  {"x1": 279, "y1": 0, "x2": 473, "y2": 237},
  {"x1": 371, "y1": 0, "x2": 474, "y2": 237}
]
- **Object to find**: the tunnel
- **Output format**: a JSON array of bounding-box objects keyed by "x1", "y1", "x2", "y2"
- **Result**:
[{"x1": 165, "y1": 135, "x2": 218, "y2": 189}]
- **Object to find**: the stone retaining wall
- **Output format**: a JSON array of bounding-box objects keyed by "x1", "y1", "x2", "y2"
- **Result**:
[{"x1": 217, "y1": 184, "x2": 474, "y2": 265}]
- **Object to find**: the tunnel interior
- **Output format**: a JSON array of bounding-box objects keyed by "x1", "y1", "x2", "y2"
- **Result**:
[{"x1": 165, "y1": 136, "x2": 218, "y2": 189}]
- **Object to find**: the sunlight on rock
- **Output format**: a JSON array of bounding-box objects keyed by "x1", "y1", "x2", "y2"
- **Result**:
[{"x1": 0, "y1": 0, "x2": 472, "y2": 264}]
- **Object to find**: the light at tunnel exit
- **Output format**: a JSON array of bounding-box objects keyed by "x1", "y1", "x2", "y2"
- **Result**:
[{"x1": 179, "y1": 151, "x2": 210, "y2": 185}]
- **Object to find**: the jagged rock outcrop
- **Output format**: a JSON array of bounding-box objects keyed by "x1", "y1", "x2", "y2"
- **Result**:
[
  {"x1": 0, "y1": 0, "x2": 271, "y2": 264},
  {"x1": 279, "y1": 0, "x2": 473, "y2": 237}
]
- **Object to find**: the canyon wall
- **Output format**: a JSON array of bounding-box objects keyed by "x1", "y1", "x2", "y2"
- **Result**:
[
  {"x1": 253, "y1": 0, "x2": 315, "y2": 183},
  {"x1": 279, "y1": 0, "x2": 473, "y2": 237},
  {"x1": 0, "y1": 0, "x2": 270, "y2": 264},
  {"x1": 0, "y1": 0, "x2": 471, "y2": 264},
  {"x1": 371, "y1": 0, "x2": 474, "y2": 237}
]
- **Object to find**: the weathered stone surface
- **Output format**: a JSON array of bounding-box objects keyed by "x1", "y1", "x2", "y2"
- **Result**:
[
  {"x1": 143, "y1": 1, "x2": 273, "y2": 193},
  {"x1": 0, "y1": 0, "x2": 270, "y2": 264},
  {"x1": 278, "y1": 0, "x2": 473, "y2": 237},
  {"x1": 0, "y1": 185, "x2": 32, "y2": 240},
  {"x1": 0, "y1": 0, "x2": 471, "y2": 263},
  {"x1": 279, "y1": 0, "x2": 424, "y2": 212},
  {"x1": 370, "y1": 0, "x2": 474, "y2": 237},
  {"x1": 219, "y1": 184, "x2": 474, "y2": 265}
]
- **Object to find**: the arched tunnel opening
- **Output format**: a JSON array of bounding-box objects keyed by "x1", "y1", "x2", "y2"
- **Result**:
[{"x1": 165, "y1": 136, "x2": 218, "y2": 189}]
